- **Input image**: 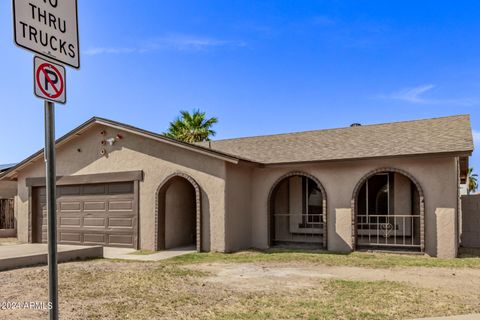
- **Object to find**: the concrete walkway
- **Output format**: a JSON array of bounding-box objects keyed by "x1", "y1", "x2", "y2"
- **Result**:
[
  {"x1": 413, "y1": 315, "x2": 480, "y2": 319},
  {"x1": 103, "y1": 246, "x2": 196, "y2": 261},
  {"x1": 0, "y1": 243, "x2": 103, "y2": 271}
]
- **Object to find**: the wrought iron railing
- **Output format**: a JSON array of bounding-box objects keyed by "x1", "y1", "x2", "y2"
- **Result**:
[
  {"x1": 272, "y1": 213, "x2": 325, "y2": 244},
  {"x1": 356, "y1": 214, "x2": 421, "y2": 248}
]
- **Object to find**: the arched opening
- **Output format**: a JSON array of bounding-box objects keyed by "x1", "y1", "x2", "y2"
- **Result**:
[
  {"x1": 269, "y1": 172, "x2": 327, "y2": 249},
  {"x1": 156, "y1": 174, "x2": 201, "y2": 251},
  {"x1": 353, "y1": 169, "x2": 424, "y2": 252}
]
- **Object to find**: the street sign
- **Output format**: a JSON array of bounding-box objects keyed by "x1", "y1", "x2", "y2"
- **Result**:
[
  {"x1": 13, "y1": 0, "x2": 80, "y2": 69},
  {"x1": 12, "y1": 2, "x2": 81, "y2": 319},
  {"x1": 34, "y1": 56, "x2": 66, "y2": 104}
]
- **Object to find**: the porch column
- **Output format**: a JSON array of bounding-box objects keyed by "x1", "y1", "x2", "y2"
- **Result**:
[
  {"x1": 435, "y1": 208, "x2": 457, "y2": 258},
  {"x1": 329, "y1": 208, "x2": 353, "y2": 252}
]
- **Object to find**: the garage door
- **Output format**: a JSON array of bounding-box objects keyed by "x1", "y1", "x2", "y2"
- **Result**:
[{"x1": 33, "y1": 182, "x2": 137, "y2": 248}]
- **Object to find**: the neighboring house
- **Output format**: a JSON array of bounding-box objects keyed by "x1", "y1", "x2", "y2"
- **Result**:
[
  {"x1": 0, "y1": 115, "x2": 473, "y2": 258},
  {"x1": 0, "y1": 164, "x2": 17, "y2": 234},
  {"x1": 0, "y1": 164, "x2": 17, "y2": 199},
  {"x1": 0, "y1": 163, "x2": 16, "y2": 173}
]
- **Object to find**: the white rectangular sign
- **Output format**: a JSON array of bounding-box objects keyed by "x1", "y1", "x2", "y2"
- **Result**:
[
  {"x1": 34, "y1": 56, "x2": 66, "y2": 104},
  {"x1": 13, "y1": 0, "x2": 80, "y2": 69}
]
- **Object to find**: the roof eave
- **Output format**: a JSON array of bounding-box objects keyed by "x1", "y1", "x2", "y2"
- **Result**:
[
  {"x1": 0, "y1": 117, "x2": 246, "y2": 181},
  {"x1": 258, "y1": 150, "x2": 473, "y2": 167},
  {"x1": 93, "y1": 118, "x2": 243, "y2": 164}
]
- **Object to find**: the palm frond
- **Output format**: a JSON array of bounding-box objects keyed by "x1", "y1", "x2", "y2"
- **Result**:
[{"x1": 164, "y1": 109, "x2": 218, "y2": 143}]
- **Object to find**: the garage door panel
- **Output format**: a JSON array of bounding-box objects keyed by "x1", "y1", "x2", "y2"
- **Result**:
[
  {"x1": 83, "y1": 217, "x2": 106, "y2": 227},
  {"x1": 109, "y1": 234, "x2": 134, "y2": 246},
  {"x1": 109, "y1": 217, "x2": 134, "y2": 228},
  {"x1": 83, "y1": 233, "x2": 106, "y2": 245},
  {"x1": 59, "y1": 201, "x2": 82, "y2": 212},
  {"x1": 83, "y1": 201, "x2": 107, "y2": 211},
  {"x1": 60, "y1": 217, "x2": 81, "y2": 227},
  {"x1": 108, "y1": 199, "x2": 133, "y2": 211},
  {"x1": 34, "y1": 182, "x2": 137, "y2": 248},
  {"x1": 59, "y1": 232, "x2": 82, "y2": 243}
]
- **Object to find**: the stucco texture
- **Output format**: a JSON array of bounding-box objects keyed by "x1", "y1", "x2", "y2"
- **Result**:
[
  {"x1": 0, "y1": 181, "x2": 17, "y2": 199},
  {"x1": 12, "y1": 122, "x2": 460, "y2": 257},
  {"x1": 248, "y1": 156, "x2": 458, "y2": 257},
  {"x1": 15, "y1": 124, "x2": 227, "y2": 252}
]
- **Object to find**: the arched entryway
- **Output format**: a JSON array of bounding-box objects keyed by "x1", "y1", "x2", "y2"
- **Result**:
[
  {"x1": 268, "y1": 172, "x2": 327, "y2": 249},
  {"x1": 351, "y1": 168, "x2": 424, "y2": 252},
  {"x1": 155, "y1": 173, "x2": 201, "y2": 251}
]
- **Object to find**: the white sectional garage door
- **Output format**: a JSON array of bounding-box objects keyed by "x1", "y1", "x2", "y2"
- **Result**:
[{"x1": 33, "y1": 182, "x2": 137, "y2": 248}]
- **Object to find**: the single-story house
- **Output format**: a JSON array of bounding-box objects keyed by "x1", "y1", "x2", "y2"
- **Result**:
[{"x1": 0, "y1": 114, "x2": 473, "y2": 258}]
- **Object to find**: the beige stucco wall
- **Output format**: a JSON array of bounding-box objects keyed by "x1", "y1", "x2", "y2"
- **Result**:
[
  {"x1": 436, "y1": 208, "x2": 458, "y2": 258},
  {"x1": 15, "y1": 124, "x2": 228, "y2": 251},
  {"x1": 249, "y1": 156, "x2": 458, "y2": 257},
  {"x1": 224, "y1": 163, "x2": 253, "y2": 252},
  {"x1": 394, "y1": 172, "x2": 412, "y2": 215},
  {"x1": 11, "y1": 122, "x2": 461, "y2": 257},
  {"x1": 333, "y1": 208, "x2": 353, "y2": 251}
]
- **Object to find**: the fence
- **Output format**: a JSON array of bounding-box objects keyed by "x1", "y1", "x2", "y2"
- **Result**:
[
  {"x1": 272, "y1": 213, "x2": 325, "y2": 245},
  {"x1": 356, "y1": 214, "x2": 421, "y2": 249},
  {"x1": 461, "y1": 195, "x2": 480, "y2": 248},
  {"x1": 0, "y1": 199, "x2": 15, "y2": 229}
]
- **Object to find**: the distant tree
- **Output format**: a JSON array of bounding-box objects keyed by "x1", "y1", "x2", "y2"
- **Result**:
[
  {"x1": 164, "y1": 109, "x2": 218, "y2": 143},
  {"x1": 468, "y1": 168, "x2": 478, "y2": 195}
]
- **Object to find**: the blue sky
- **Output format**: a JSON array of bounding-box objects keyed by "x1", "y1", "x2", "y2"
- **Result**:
[{"x1": 1, "y1": 1, "x2": 479, "y2": 169}]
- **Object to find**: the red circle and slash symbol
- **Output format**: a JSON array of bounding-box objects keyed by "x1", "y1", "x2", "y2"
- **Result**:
[{"x1": 36, "y1": 63, "x2": 64, "y2": 99}]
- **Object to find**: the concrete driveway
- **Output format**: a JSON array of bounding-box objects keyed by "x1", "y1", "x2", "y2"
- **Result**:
[
  {"x1": 0, "y1": 242, "x2": 195, "y2": 271},
  {"x1": 0, "y1": 243, "x2": 103, "y2": 271}
]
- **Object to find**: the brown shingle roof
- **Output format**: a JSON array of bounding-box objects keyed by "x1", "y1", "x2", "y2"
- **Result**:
[{"x1": 197, "y1": 115, "x2": 473, "y2": 164}]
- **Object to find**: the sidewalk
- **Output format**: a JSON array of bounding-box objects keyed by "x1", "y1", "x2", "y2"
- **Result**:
[
  {"x1": 103, "y1": 246, "x2": 196, "y2": 261},
  {"x1": 414, "y1": 315, "x2": 480, "y2": 320}
]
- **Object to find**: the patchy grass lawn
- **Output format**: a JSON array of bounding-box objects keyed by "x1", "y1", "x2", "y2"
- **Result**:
[
  {"x1": 169, "y1": 248, "x2": 480, "y2": 269},
  {"x1": 2, "y1": 249, "x2": 480, "y2": 319}
]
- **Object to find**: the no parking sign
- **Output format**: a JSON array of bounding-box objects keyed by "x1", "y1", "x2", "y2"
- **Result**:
[
  {"x1": 34, "y1": 56, "x2": 66, "y2": 104},
  {"x1": 13, "y1": 1, "x2": 80, "y2": 317}
]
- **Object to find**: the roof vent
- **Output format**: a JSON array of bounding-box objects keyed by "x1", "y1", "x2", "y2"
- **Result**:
[{"x1": 350, "y1": 123, "x2": 362, "y2": 127}]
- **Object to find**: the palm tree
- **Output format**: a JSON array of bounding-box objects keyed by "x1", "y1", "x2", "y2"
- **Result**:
[
  {"x1": 468, "y1": 168, "x2": 478, "y2": 195},
  {"x1": 164, "y1": 109, "x2": 218, "y2": 143}
]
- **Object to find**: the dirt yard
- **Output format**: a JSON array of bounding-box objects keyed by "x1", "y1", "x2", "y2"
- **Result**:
[
  {"x1": 192, "y1": 262, "x2": 480, "y2": 295},
  {"x1": 1, "y1": 251, "x2": 480, "y2": 319}
]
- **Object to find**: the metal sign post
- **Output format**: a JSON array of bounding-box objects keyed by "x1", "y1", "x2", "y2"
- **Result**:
[
  {"x1": 12, "y1": 1, "x2": 80, "y2": 319},
  {"x1": 44, "y1": 100, "x2": 58, "y2": 320}
]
